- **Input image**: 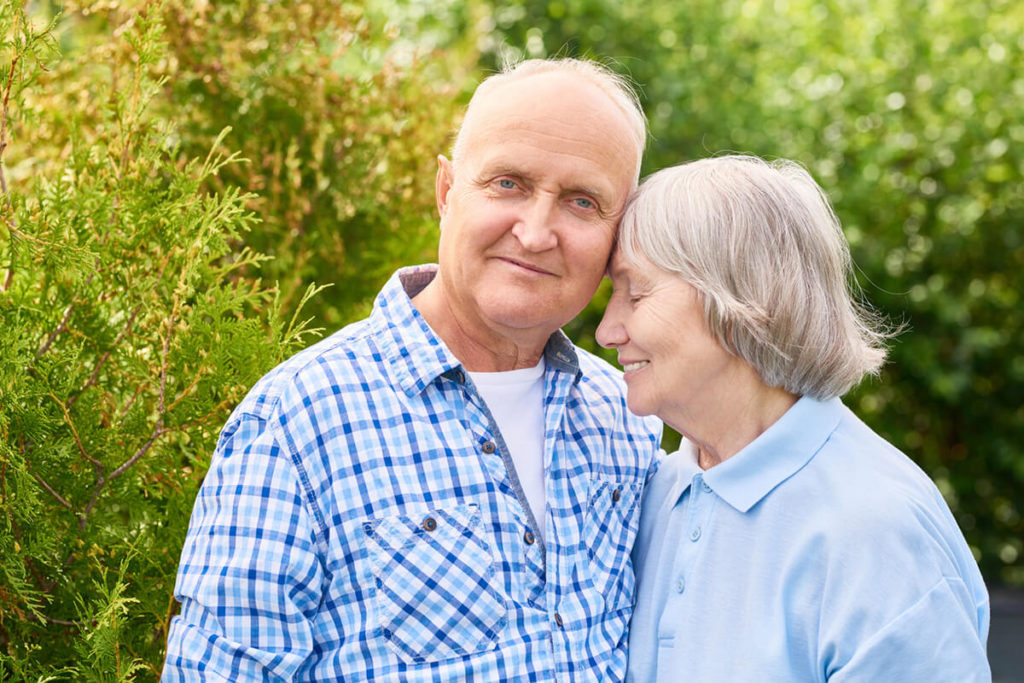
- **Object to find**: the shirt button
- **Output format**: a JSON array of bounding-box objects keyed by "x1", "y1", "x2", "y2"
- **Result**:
[
  {"x1": 454, "y1": 370, "x2": 465, "y2": 383},
  {"x1": 675, "y1": 575, "x2": 686, "y2": 594},
  {"x1": 422, "y1": 517, "x2": 437, "y2": 532},
  {"x1": 690, "y1": 526, "x2": 702, "y2": 542},
  {"x1": 553, "y1": 612, "x2": 564, "y2": 628},
  {"x1": 481, "y1": 440, "x2": 496, "y2": 454},
  {"x1": 524, "y1": 529, "x2": 535, "y2": 545},
  {"x1": 702, "y1": 481, "x2": 712, "y2": 493},
  {"x1": 611, "y1": 488, "x2": 622, "y2": 503}
]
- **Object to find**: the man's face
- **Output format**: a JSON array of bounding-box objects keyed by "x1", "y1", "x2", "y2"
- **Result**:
[{"x1": 433, "y1": 72, "x2": 639, "y2": 346}]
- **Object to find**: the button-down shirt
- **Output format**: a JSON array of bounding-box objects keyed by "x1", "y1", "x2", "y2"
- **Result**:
[
  {"x1": 627, "y1": 396, "x2": 990, "y2": 682},
  {"x1": 162, "y1": 265, "x2": 661, "y2": 682}
]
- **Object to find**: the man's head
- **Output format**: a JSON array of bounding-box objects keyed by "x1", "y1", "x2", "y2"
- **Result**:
[{"x1": 423, "y1": 58, "x2": 646, "y2": 368}]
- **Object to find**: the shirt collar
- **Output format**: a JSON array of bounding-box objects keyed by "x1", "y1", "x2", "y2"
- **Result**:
[
  {"x1": 700, "y1": 395, "x2": 845, "y2": 513},
  {"x1": 373, "y1": 265, "x2": 581, "y2": 397}
]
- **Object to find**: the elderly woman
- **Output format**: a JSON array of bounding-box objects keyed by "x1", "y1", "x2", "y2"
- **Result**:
[{"x1": 597, "y1": 155, "x2": 991, "y2": 681}]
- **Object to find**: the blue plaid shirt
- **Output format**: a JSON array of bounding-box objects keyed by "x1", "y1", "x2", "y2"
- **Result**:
[{"x1": 163, "y1": 265, "x2": 662, "y2": 682}]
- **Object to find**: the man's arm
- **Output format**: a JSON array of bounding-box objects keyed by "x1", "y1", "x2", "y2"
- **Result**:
[{"x1": 162, "y1": 414, "x2": 325, "y2": 682}]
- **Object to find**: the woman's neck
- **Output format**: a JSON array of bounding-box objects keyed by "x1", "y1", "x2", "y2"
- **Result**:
[{"x1": 672, "y1": 368, "x2": 798, "y2": 470}]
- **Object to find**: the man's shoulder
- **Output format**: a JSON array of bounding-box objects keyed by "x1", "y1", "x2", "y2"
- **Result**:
[
  {"x1": 232, "y1": 315, "x2": 383, "y2": 421},
  {"x1": 570, "y1": 344, "x2": 662, "y2": 438},
  {"x1": 572, "y1": 344, "x2": 623, "y2": 390}
]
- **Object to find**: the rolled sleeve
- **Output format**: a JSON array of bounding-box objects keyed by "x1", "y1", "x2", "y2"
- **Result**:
[{"x1": 162, "y1": 415, "x2": 325, "y2": 682}]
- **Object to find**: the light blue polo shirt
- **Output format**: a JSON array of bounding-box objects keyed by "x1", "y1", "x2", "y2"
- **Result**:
[{"x1": 627, "y1": 396, "x2": 991, "y2": 682}]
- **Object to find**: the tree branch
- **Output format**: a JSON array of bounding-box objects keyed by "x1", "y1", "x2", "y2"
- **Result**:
[
  {"x1": 36, "y1": 305, "x2": 74, "y2": 358},
  {"x1": 31, "y1": 470, "x2": 74, "y2": 511},
  {"x1": 78, "y1": 425, "x2": 167, "y2": 530},
  {"x1": 78, "y1": 305, "x2": 178, "y2": 529},
  {"x1": 0, "y1": 13, "x2": 19, "y2": 292},
  {"x1": 49, "y1": 391, "x2": 103, "y2": 472},
  {"x1": 67, "y1": 305, "x2": 142, "y2": 410}
]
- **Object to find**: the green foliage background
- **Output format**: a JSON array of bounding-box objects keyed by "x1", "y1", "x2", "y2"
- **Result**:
[{"x1": 0, "y1": 0, "x2": 1020, "y2": 677}]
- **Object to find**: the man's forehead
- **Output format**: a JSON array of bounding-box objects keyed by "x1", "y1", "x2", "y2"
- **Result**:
[{"x1": 460, "y1": 74, "x2": 640, "y2": 177}]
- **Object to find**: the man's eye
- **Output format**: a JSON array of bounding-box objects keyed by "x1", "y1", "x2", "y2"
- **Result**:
[
  {"x1": 498, "y1": 179, "x2": 517, "y2": 190},
  {"x1": 573, "y1": 197, "x2": 595, "y2": 209}
]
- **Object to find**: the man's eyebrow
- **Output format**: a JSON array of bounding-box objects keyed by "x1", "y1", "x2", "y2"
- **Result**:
[
  {"x1": 563, "y1": 184, "x2": 608, "y2": 203},
  {"x1": 476, "y1": 162, "x2": 525, "y2": 178}
]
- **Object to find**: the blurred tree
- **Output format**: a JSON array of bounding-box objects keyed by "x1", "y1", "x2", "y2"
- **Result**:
[
  {"x1": 484, "y1": 0, "x2": 1024, "y2": 585},
  {"x1": 157, "y1": 0, "x2": 479, "y2": 327}
]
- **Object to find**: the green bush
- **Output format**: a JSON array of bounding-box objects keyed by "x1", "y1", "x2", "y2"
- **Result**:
[{"x1": 0, "y1": 0, "x2": 478, "y2": 677}]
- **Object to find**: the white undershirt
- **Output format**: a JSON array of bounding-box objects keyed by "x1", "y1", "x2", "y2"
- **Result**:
[{"x1": 468, "y1": 359, "x2": 547, "y2": 538}]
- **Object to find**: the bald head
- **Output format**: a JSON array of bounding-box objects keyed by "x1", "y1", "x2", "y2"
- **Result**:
[{"x1": 451, "y1": 58, "x2": 647, "y2": 183}]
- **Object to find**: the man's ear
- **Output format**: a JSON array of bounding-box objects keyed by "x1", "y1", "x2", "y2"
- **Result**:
[{"x1": 435, "y1": 155, "x2": 454, "y2": 220}]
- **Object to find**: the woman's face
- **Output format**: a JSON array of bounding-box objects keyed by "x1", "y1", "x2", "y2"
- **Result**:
[{"x1": 596, "y1": 250, "x2": 740, "y2": 428}]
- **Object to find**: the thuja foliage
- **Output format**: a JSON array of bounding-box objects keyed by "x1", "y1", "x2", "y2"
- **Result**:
[
  {"x1": 1, "y1": 0, "x2": 481, "y2": 675},
  {"x1": 0, "y1": 4, "x2": 321, "y2": 679}
]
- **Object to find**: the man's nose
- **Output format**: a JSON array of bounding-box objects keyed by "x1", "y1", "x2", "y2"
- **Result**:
[{"x1": 511, "y1": 196, "x2": 559, "y2": 251}]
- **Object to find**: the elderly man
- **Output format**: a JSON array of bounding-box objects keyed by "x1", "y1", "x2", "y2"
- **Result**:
[{"x1": 162, "y1": 58, "x2": 661, "y2": 681}]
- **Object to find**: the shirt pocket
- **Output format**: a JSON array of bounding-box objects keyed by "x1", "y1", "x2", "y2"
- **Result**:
[
  {"x1": 363, "y1": 503, "x2": 508, "y2": 664},
  {"x1": 582, "y1": 480, "x2": 643, "y2": 611}
]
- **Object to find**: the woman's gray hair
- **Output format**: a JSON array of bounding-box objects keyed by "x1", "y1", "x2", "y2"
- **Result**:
[
  {"x1": 451, "y1": 57, "x2": 648, "y2": 182},
  {"x1": 619, "y1": 154, "x2": 892, "y2": 399}
]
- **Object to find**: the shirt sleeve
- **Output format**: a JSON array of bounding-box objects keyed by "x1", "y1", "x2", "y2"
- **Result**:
[
  {"x1": 829, "y1": 576, "x2": 991, "y2": 683},
  {"x1": 161, "y1": 414, "x2": 325, "y2": 682}
]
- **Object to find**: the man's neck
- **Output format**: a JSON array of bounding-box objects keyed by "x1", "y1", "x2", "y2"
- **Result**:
[{"x1": 411, "y1": 278, "x2": 548, "y2": 372}]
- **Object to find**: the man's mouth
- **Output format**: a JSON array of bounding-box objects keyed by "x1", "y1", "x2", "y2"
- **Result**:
[{"x1": 500, "y1": 257, "x2": 554, "y2": 276}]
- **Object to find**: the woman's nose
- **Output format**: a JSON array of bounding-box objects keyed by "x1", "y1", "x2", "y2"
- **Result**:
[{"x1": 596, "y1": 302, "x2": 627, "y2": 349}]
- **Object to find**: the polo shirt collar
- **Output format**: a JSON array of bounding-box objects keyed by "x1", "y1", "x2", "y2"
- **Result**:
[
  {"x1": 700, "y1": 395, "x2": 844, "y2": 513},
  {"x1": 374, "y1": 265, "x2": 581, "y2": 397}
]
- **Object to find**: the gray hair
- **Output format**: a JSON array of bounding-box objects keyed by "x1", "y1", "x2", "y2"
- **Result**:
[
  {"x1": 619, "y1": 154, "x2": 892, "y2": 399},
  {"x1": 451, "y1": 57, "x2": 648, "y2": 181}
]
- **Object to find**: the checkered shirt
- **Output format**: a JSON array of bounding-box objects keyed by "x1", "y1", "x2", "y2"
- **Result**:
[{"x1": 162, "y1": 265, "x2": 662, "y2": 682}]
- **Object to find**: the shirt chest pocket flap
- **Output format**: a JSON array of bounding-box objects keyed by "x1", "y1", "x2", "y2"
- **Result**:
[{"x1": 363, "y1": 503, "x2": 508, "y2": 664}]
